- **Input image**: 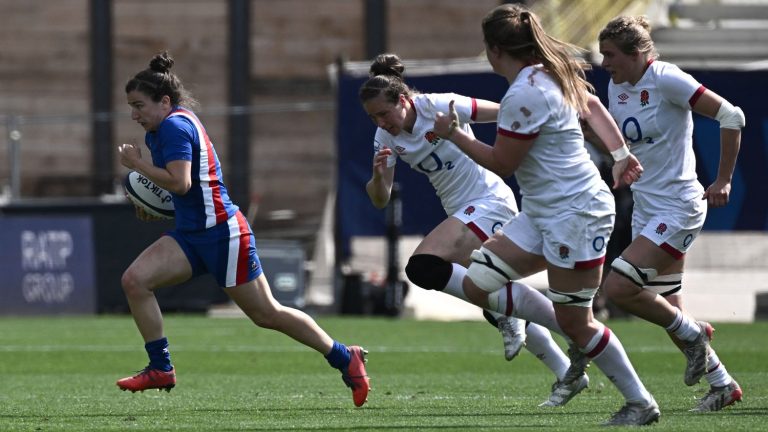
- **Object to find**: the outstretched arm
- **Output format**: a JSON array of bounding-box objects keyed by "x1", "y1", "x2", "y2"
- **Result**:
[{"x1": 433, "y1": 100, "x2": 531, "y2": 178}]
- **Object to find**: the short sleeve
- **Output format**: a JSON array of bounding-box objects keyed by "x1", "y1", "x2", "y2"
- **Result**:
[
  {"x1": 423, "y1": 93, "x2": 477, "y2": 123},
  {"x1": 157, "y1": 117, "x2": 194, "y2": 163},
  {"x1": 497, "y1": 84, "x2": 548, "y2": 139},
  {"x1": 656, "y1": 63, "x2": 704, "y2": 109}
]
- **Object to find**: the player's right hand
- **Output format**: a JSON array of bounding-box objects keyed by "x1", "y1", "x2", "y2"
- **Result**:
[{"x1": 372, "y1": 147, "x2": 392, "y2": 178}]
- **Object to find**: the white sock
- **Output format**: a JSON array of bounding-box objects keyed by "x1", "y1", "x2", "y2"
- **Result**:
[
  {"x1": 585, "y1": 325, "x2": 653, "y2": 405},
  {"x1": 704, "y1": 347, "x2": 733, "y2": 388},
  {"x1": 445, "y1": 263, "x2": 509, "y2": 321},
  {"x1": 442, "y1": 263, "x2": 470, "y2": 301},
  {"x1": 508, "y1": 282, "x2": 570, "y2": 341},
  {"x1": 524, "y1": 323, "x2": 569, "y2": 380},
  {"x1": 666, "y1": 309, "x2": 700, "y2": 342}
]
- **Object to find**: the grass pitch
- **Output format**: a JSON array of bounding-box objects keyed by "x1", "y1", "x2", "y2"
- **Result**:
[{"x1": 0, "y1": 315, "x2": 765, "y2": 431}]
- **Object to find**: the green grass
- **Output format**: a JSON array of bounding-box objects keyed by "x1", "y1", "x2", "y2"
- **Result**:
[{"x1": 0, "y1": 315, "x2": 765, "y2": 431}]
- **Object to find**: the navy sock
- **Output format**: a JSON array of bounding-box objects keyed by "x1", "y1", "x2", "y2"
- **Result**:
[
  {"x1": 324, "y1": 340, "x2": 351, "y2": 371},
  {"x1": 145, "y1": 337, "x2": 173, "y2": 372}
]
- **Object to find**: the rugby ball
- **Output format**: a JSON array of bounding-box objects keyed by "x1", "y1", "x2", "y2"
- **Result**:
[{"x1": 124, "y1": 171, "x2": 175, "y2": 219}]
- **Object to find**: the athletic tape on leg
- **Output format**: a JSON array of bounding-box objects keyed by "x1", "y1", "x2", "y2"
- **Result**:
[
  {"x1": 466, "y1": 248, "x2": 522, "y2": 293},
  {"x1": 611, "y1": 256, "x2": 658, "y2": 287},
  {"x1": 546, "y1": 287, "x2": 598, "y2": 308},
  {"x1": 644, "y1": 273, "x2": 682, "y2": 297}
]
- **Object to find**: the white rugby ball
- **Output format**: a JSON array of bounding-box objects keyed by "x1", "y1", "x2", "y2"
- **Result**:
[{"x1": 124, "y1": 171, "x2": 175, "y2": 219}]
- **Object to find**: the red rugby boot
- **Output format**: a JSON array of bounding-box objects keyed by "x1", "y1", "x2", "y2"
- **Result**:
[
  {"x1": 117, "y1": 367, "x2": 176, "y2": 393},
  {"x1": 342, "y1": 346, "x2": 370, "y2": 407}
]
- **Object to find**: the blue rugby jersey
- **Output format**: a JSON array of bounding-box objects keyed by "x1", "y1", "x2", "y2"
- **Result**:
[{"x1": 145, "y1": 107, "x2": 239, "y2": 231}]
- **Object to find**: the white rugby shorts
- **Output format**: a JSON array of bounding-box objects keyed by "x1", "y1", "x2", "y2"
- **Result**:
[
  {"x1": 499, "y1": 188, "x2": 615, "y2": 269},
  {"x1": 632, "y1": 192, "x2": 707, "y2": 259},
  {"x1": 451, "y1": 198, "x2": 518, "y2": 242}
]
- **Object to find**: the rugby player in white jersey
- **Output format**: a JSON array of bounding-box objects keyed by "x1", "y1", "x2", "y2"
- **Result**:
[
  {"x1": 360, "y1": 53, "x2": 588, "y2": 407},
  {"x1": 433, "y1": 4, "x2": 659, "y2": 426},
  {"x1": 598, "y1": 15, "x2": 744, "y2": 413}
]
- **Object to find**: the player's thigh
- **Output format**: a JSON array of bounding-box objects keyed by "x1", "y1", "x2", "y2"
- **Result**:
[
  {"x1": 225, "y1": 273, "x2": 280, "y2": 315},
  {"x1": 547, "y1": 263, "x2": 602, "y2": 293},
  {"x1": 126, "y1": 235, "x2": 193, "y2": 290},
  {"x1": 413, "y1": 217, "x2": 483, "y2": 266},
  {"x1": 482, "y1": 231, "x2": 547, "y2": 277},
  {"x1": 620, "y1": 235, "x2": 680, "y2": 272}
]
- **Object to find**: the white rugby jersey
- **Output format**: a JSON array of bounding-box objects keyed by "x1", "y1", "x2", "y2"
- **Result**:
[
  {"x1": 607, "y1": 60, "x2": 706, "y2": 201},
  {"x1": 497, "y1": 65, "x2": 604, "y2": 216},
  {"x1": 374, "y1": 93, "x2": 516, "y2": 215}
]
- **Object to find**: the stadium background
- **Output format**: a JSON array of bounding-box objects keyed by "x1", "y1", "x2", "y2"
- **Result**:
[{"x1": 1, "y1": 0, "x2": 767, "y2": 320}]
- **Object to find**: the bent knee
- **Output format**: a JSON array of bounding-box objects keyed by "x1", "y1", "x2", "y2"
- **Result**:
[
  {"x1": 241, "y1": 305, "x2": 283, "y2": 329},
  {"x1": 121, "y1": 268, "x2": 149, "y2": 297}
]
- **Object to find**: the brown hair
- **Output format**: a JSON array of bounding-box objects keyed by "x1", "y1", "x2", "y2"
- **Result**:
[
  {"x1": 482, "y1": 4, "x2": 593, "y2": 112},
  {"x1": 358, "y1": 53, "x2": 417, "y2": 104},
  {"x1": 598, "y1": 16, "x2": 657, "y2": 60},
  {"x1": 125, "y1": 51, "x2": 198, "y2": 108}
]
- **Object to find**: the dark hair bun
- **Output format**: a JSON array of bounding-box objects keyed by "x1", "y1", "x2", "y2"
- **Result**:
[
  {"x1": 369, "y1": 53, "x2": 405, "y2": 79},
  {"x1": 149, "y1": 51, "x2": 174, "y2": 73}
]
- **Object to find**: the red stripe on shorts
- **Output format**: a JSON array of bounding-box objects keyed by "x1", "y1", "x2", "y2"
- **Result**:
[
  {"x1": 466, "y1": 221, "x2": 488, "y2": 241},
  {"x1": 574, "y1": 255, "x2": 605, "y2": 270}
]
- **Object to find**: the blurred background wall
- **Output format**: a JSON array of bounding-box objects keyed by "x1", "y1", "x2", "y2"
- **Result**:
[{"x1": 2, "y1": 0, "x2": 767, "y2": 320}]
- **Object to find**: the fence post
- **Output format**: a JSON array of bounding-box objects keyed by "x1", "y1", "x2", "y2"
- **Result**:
[{"x1": 6, "y1": 116, "x2": 22, "y2": 200}]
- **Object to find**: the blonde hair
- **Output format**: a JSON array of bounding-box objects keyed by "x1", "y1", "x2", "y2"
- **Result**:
[
  {"x1": 482, "y1": 4, "x2": 593, "y2": 112},
  {"x1": 599, "y1": 16, "x2": 657, "y2": 60}
]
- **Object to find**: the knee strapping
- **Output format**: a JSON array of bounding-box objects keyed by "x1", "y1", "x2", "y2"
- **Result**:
[
  {"x1": 644, "y1": 273, "x2": 682, "y2": 297},
  {"x1": 546, "y1": 287, "x2": 598, "y2": 308},
  {"x1": 405, "y1": 254, "x2": 453, "y2": 291},
  {"x1": 611, "y1": 256, "x2": 658, "y2": 287},
  {"x1": 466, "y1": 247, "x2": 522, "y2": 293}
]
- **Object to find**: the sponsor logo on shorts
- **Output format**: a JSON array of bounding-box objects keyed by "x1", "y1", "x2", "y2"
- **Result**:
[
  {"x1": 593, "y1": 236, "x2": 605, "y2": 252},
  {"x1": 655, "y1": 223, "x2": 667, "y2": 235},
  {"x1": 683, "y1": 234, "x2": 693, "y2": 247},
  {"x1": 559, "y1": 245, "x2": 570, "y2": 260},
  {"x1": 492, "y1": 222, "x2": 503, "y2": 233},
  {"x1": 463, "y1": 205, "x2": 476, "y2": 216}
]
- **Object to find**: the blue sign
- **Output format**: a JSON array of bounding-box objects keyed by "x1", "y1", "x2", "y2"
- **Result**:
[{"x1": 0, "y1": 216, "x2": 95, "y2": 314}]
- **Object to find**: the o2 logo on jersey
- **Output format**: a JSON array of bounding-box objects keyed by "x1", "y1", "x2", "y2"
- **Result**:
[
  {"x1": 416, "y1": 152, "x2": 454, "y2": 174},
  {"x1": 622, "y1": 117, "x2": 654, "y2": 145},
  {"x1": 640, "y1": 90, "x2": 650, "y2": 107},
  {"x1": 424, "y1": 131, "x2": 440, "y2": 146}
]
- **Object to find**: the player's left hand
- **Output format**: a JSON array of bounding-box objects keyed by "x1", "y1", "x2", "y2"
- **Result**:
[
  {"x1": 118, "y1": 143, "x2": 142, "y2": 169},
  {"x1": 612, "y1": 153, "x2": 643, "y2": 188},
  {"x1": 433, "y1": 100, "x2": 459, "y2": 140},
  {"x1": 703, "y1": 179, "x2": 731, "y2": 207}
]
